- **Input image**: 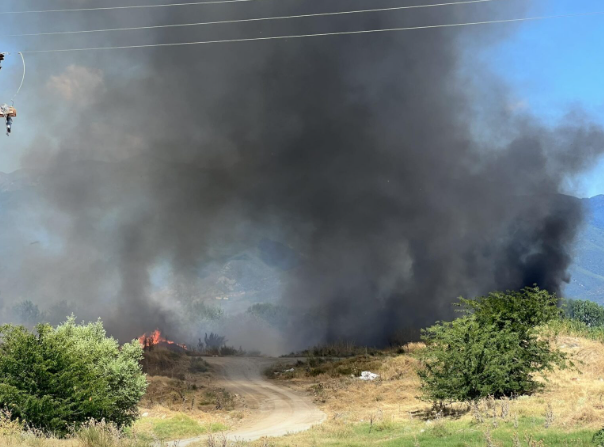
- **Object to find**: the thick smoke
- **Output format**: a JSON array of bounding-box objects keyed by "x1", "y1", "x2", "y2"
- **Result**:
[{"x1": 2, "y1": 0, "x2": 604, "y2": 349}]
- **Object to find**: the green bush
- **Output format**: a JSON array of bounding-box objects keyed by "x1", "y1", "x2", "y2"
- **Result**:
[
  {"x1": 0, "y1": 317, "x2": 147, "y2": 435},
  {"x1": 594, "y1": 429, "x2": 604, "y2": 446},
  {"x1": 418, "y1": 286, "x2": 566, "y2": 403},
  {"x1": 564, "y1": 299, "x2": 604, "y2": 327},
  {"x1": 188, "y1": 357, "x2": 209, "y2": 373}
]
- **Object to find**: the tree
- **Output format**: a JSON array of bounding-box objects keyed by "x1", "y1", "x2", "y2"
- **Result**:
[
  {"x1": 564, "y1": 299, "x2": 604, "y2": 327},
  {"x1": 418, "y1": 286, "x2": 566, "y2": 404},
  {"x1": 204, "y1": 332, "x2": 226, "y2": 350},
  {"x1": 0, "y1": 317, "x2": 147, "y2": 435},
  {"x1": 11, "y1": 300, "x2": 45, "y2": 326}
]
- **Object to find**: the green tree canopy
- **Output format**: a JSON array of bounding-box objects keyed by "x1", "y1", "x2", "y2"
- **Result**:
[
  {"x1": 0, "y1": 317, "x2": 147, "y2": 435},
  {"x1": 418, "y1": 286, "x2": 566, "y2": 403},
  {"x1": 564, "y1": 298, "x2": 604, "y2": 327}
]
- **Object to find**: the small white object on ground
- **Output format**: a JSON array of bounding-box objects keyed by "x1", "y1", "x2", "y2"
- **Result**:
[
  {"x1": 284, "y1": 368, "x2": 295, "y2": 373},
  {"x1": 359, "y1": 371, "x2": 379, "y2": 381}
]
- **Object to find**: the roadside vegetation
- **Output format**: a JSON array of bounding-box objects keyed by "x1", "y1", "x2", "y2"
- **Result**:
[
  {"x1": 3, "y1": 289, "x2": 604, "y2": 446},
  {"x1": 259, "y1": 288, "x2": 604, "y2": 446},
  {"x1": 136, "y1": 346, "x2": 235, "y2": 441},
  {"x1": 419, "y1": 287, "x2": 567, "y2": 403},
  {"x1": 0, "y1": 317, "x2": 146, "y2": 434}
]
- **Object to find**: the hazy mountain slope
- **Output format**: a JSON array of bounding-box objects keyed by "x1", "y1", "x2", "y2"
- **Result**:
[
  {"x1": 2, "y1": 168, "x2": 604, "y2": 305},
  {"x1": 565, "y1": 196, "x2": 604, "y2": 302}
]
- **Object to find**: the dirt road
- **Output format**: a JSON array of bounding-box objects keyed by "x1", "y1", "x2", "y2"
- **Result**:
[{"x1": 176, "y1": 357, "x2": 325, "y2": 445}]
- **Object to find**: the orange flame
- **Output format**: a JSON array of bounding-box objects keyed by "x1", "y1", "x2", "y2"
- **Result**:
[{"x1": 138, "y1": 329, "x2": 187, "y2": 350}]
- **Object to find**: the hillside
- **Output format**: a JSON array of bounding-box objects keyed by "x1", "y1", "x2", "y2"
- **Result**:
[
  {"x1": 565, "y1": 195, "x2": 604, "y2": 302},
  {"x1": 2, "y1": 168, "x2": 604, "y2": 306}
]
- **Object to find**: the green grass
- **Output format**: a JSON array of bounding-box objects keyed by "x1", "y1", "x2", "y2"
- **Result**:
[
  {"x1": 132, "y1": 414, "x2": 226, "y2": 440},
  {"x1": 267, "y1": 417, "x2": 598, "y2": 447}
]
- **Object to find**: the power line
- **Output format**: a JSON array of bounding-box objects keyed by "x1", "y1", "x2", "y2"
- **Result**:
[
  {"x1": 19, "y1": 9, "x2": 604, "y2": 54},
  {"x1": 1, "y1": 0, "x2": 503, "y2": 15},
  {"x1": 7, "y1": 0, "x2": 506, "y2": 37},
  {"x1": 2, "y1": 0, "x2": 265, "y2": 14}
]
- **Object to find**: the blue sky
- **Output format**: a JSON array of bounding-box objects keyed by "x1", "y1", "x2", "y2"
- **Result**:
[
  {"x1": 482, "y1": 0, "x2": 604, "y2": 197},
  {"x1": 2, "y1": 0, "x2": 604, "y2": 196}
]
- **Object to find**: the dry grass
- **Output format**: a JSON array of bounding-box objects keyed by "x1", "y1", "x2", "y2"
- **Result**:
[
  {"x1": 141, "y1": 347, "x2": 210, "y2": 380},
  {"x1": 138, "y1": 349, "x2": 250, "y2": 439},
  {"x1": 530, "y1": 335, "x2": 604, "y2": 428},
  {"x1": 263, "y1": 333, "x2": 604, "y2": 446},
  {"x1": 0, "y1": 415, "x2": 152, "y2": 447}
]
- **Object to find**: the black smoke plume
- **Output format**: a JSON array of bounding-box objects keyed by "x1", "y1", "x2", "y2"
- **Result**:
[{"x1": 2, "y1": 0, "x2": 604, "y2": 349}]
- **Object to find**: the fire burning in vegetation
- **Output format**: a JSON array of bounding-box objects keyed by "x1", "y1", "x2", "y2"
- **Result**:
[{"x1": 138, "y1": 330, "x2": 187, "y2": 351}]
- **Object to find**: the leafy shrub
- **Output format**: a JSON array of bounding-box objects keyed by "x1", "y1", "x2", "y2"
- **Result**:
[
  {"x1": 593, "y1": 428, "x2": 604, "y2": 446},
  {"x1": 565, "y1": 299, "x2": 604, "y2": 327},
  {"x1": 218, "y1": 346, "x2": 240, "y2": 356},
  {"x1": 188, "y1": 357, "x2": 209, "y2": 374},
  {"x1": 418, "y1": 286, "x2": 566, "y2": 403},
  {"x1": 201, "y1": 389, "x2": 234, "y2": 410},
  {"x1": 0, "y1": 317, "x2": 147, "y2": 435}
]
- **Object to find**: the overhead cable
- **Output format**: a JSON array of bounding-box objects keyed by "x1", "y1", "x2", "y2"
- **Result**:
[
  {"x1": 1, "y1": 0, "x2": 500, "y2": 15},
  {"x1": 19, "y1": 9, "x2": 604, "y2": 54},
  {"x1": 8, "y1": 0, "x2": 507, "y2": 37},
  {"x1": 11, "y1": 53, "x2": 26, "y2": 106}
]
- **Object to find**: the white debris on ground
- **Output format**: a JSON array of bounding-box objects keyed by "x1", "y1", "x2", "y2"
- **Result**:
[
  {"x1": 284, "y1": 368, "x2": 295, "y2": 373},
  {"x1": 359, "y1": 371, "x2": 380, "y2": 381}
]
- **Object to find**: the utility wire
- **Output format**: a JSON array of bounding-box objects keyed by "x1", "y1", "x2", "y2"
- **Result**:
[
  {"x1": 7, "y1": 0, "x2": 507, "y2": 37},
  {"x1": 11, "y1": 53, "x2": 26, "y2": 106},
  {"x1": 1, "y1": 0, "x2": 502, "y2": 15},
  {"x1": 2, "y1": 0, "x2": 266, "y2": 14},
  {"x1": 19, "y1": 9, "x2": 604, "y2": 54}
]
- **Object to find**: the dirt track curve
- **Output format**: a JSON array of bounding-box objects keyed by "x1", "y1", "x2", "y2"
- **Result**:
[{"x1": 175, "y1": 357, "x2": 325, "y2": 445}]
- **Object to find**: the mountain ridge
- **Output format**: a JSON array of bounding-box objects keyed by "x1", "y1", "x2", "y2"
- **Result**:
[{"x1": 1, "y1": 169, "x2": 603, "y2": 303}]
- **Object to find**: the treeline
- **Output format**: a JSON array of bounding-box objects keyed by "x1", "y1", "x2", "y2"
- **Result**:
[{"x1": 563, "y1": 298, "x2": 604, "y2": 327}]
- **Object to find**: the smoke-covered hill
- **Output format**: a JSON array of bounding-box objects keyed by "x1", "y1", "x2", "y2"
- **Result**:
[
  {"x1": 1, "y1": 167, "x2": 604, "y2": 325},
  {"x1": 565, "y1": 196, "x2": 604, "y2": 303},
  {"x1": 0, "y1": 170, "x2": 40, "y2": 193}
]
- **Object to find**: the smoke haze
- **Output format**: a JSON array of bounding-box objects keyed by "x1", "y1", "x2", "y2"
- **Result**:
[{"x1": 2, "y1": 0, "x2": 604, "y2": 350}]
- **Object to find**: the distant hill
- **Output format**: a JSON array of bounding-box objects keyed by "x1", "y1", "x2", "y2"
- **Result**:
[
  {"x1": 1, "y1": 168, "x2": 604, "y2": 305},
  {"x1": 0, "y1": 169, "x2": 39, "y2": 192},
  {"x1": 0, "y1": 168, "x2": 294, "y2": 315},
  {"x1": 564, "y1": 196, "x2": 604, "y2": 303}
]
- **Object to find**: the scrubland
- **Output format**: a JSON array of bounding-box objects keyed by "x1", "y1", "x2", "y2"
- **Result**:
[
  {"x1": 241, "y1": 322, "x2": 604, "y2": 446},
  {"x1": 2, "y1": 320, "x2": 604, "y2": 446}
]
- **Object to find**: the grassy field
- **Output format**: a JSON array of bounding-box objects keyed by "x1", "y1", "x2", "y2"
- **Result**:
[
  {"x1": 239, "y1": 419, "x2": 597, "y2": 446},
  {"x1": 131, "y1": 413, "x2": 226, "y2": 440}
]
